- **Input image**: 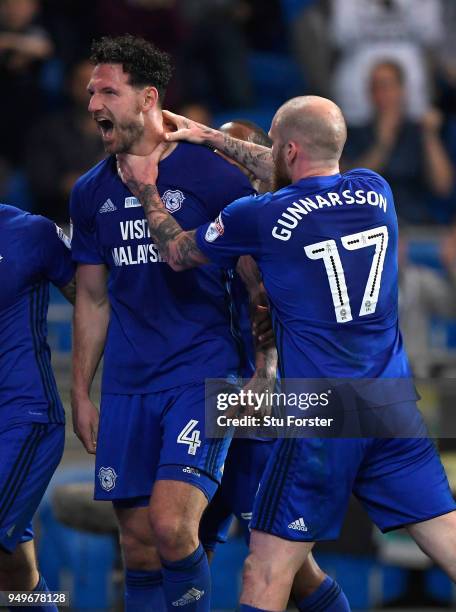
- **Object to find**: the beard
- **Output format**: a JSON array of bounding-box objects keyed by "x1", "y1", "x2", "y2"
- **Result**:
[
  {"x1": 104, "y1": 118, "x2": 145, "y2": 154},
  {"x1": 272, "y1": 152, "x2": 291, "y2": 191}
]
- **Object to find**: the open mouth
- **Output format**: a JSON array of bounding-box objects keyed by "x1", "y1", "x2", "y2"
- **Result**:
[{"x1": 96, "y1": 118, "x2": 114, "y2": 138}]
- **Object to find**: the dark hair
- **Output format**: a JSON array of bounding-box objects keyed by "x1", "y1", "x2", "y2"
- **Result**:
[
  {"x1": 229, "y1": 119, "x2": 272, "y2": 148},
  {"x1": 90, "y1": 34, "x2": 173, "y2": 102}
]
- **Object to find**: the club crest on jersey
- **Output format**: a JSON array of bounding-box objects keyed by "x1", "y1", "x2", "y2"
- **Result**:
[
  {"x1": 205, "y1": 214, "x2": 224, "y2": 242},
  {"x1": 98, "y1": 466, "x2": 117, "y2": 492},
  {"x1": 125, "y1": 196, "x2": 141, "y2": 208},
  {"x1": 162, "y1": 189, "x2": 185, "y2": 213}
]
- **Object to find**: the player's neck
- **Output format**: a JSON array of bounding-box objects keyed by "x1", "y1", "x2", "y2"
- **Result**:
[
  {"x1": 292, "y1": 162, "x2": 340, "y2": 182},
  {"x1": 127, "y1": 113, "x2": 178, "y2": 160}
]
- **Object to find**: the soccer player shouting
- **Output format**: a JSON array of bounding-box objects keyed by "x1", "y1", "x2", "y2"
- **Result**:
[{"x1": 70, "y1": 35, "x2": 274, "y2": 612}]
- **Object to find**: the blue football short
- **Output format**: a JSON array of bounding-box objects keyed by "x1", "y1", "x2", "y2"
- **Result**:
[
  {"x1": 200, "y1": 438, "x2": 274, "y2": 550},
  {"x1": 95, "y1": 383, "x2": 232, "y2": 506},
  {"x1": 0, "y1": 423, "x2": 64, "y2": 553},
  {"x1": 251, "y1": 402, "x2": 456, "y2": 541}
]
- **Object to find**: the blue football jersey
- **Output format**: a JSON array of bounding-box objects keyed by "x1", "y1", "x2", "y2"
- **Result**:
[
  {"x1": 70, "y1": 143, "x2": 255, "y2": 394},
  {"x1": 196, "y1": 169, "x2": 414, "y2": 390},
  {"x1": 0, "y1": 205, "x2": 74, "y2": 426}
]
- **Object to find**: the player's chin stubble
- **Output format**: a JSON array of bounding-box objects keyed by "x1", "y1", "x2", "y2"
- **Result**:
[
  {"x1": 108, "y1": 120, "x2": 145, "y2": 154},
  {"x1": 272, "y1": 157, "x2": 291, "y2": 191}
]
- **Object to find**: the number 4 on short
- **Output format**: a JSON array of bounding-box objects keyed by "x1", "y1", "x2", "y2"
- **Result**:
[
  {"x1": 177, "y1": 419, "x2": 202, "y2": 455},
  {"x1": 304, "y1": 225, "x2": 389, "y2": 323}
]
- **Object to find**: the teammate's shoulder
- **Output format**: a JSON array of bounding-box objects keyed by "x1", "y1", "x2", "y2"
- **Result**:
[
  {"x1": 224, "y1": 191, "x2": 272, "y2": 216},
  {"x1": 0, "y1": 203, "x2": 55, "y2": 237},
  {"x1": 0, "y1": 202, "x2": 30, "y2": 222},
  {"x1": 342, "y1": 167, "x2": 391, "y2": 191}
]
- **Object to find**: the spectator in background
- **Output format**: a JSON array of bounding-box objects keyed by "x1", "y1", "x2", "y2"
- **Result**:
[
  {"x1": 178, "y1": 0, "x2": 253, "y2": 110},
  {"x1": 330, "y1": 0, "x2": 443, "y2": 126},
  {"x1": 399, "y1": 233, "x2": 456, "y2": 378},
  {"x1": 436, "y1": 0, "x2": 456, "y2": 114},
  {"x1": 343, "y1": 61, "x2": 454, "y2": 224},
  {"x1": 241, "y1": 0, "x2": 285, "y2": 53},
  {"x1": 281, "y1": 0, "x2": 331, "y2": 97},
  {"x1": 95, "y1": 0, "x2": 181, "y2": 55},
  {"x1": 41, "y1": 0, "x2": 97, "y2": 70},
  {"x1": 95, "y1": 0, "x2": 182, "y2": 107},
  {"x1": 0, "y1": 0, "x2": 53, "y2": 167},
  {"x1": 25, "y1": 59, "x2": 105, "y2": 223},
  {"x1": 435, "y1": 0, "x2": 456, "y2": 188}
]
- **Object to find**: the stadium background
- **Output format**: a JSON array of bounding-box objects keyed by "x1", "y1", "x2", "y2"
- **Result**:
[{"x1": 4, "y1": 0, "x2": 456, "y2": 609}]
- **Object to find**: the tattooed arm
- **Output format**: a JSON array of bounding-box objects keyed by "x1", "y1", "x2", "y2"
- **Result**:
[
  {"x1": 117, "y1": 150, "x2": 208, "y2": 271},
  {"x1": 163, "y1": 110, "x2": 273, "y2": 182},
  {"x1": 130, "y1": 183, "x2": 207, "y2": 271}
]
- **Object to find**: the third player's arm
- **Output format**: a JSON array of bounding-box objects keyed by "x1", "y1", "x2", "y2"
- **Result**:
[
  {"x1": 59, "y1": 275, "x2": 76, "y2": 305},
  {"x1": 163, "y1": 110, "x2": 273, "y2": 182},
  {"x1": 236, "y1": 255, "x2": 277, "y2": 413},
  {"x1": 71, "y1": 263, "x2": 110, "y2": 453}
]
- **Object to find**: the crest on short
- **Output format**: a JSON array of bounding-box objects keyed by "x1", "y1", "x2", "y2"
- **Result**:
[{"x1": 98, "y1": 466, "x2": 117, "y2": 492}]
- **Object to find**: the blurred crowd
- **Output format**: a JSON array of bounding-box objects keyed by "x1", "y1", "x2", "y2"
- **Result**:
[
  {"x1": 1, "y1": 0, "x2": 456, "y2": 226},
  {"x1": 4, "y1": 0, "x2": 456, "y2": 376}
]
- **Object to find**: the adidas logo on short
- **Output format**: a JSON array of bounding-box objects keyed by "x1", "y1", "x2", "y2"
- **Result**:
[
  {"x1": 288, "y1": 517, "x2": 308, "y2": 532},
  {"x1": 99, "y1": 198, "x2": 117, "y2": 213},
  {"x1": 172, "y1": 587, "x2": 204, "y2": 606}
]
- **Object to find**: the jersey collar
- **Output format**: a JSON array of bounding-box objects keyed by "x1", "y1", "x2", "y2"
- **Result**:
[{"x1": 294, "y1": 173, "x2": 342, "y2": 192}]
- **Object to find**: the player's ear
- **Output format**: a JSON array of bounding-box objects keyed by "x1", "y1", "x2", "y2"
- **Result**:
[
  {"x1": 286, "y1": 141, "x2": 298, "y2": 167},
  {"x1": 143, "y1": 86, "x2": 159, "y2": 111}
]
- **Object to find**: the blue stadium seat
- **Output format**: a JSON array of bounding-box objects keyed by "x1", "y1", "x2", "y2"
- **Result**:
[
  {"x1": 248, "y1": 52, "x2": 307, "y2": 108},
  {"x1": 425, "y1": 566, "x2": 455, "y2": 604},
  {"x1": 407, "y1": 239, "x2": 444, "y2": 271},
  {"x1": 314, "y1": 553, "x2": 408, "y2": 608},
  {"x1": 211, "y1": 536, "x2": 246, "y2": 609},
  {"x1": 4, "y1": 171, "x2": 34, "y2": 213},
  {"x1": 37, "y1": 466, "x2": 117, "y2": 610}
]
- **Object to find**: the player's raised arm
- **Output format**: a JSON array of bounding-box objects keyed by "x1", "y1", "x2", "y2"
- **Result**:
[
  {"x1": 117, "y1": 149, "x2": 209, "y2": 271},
  {"x1": 163, "y1": 110, "x2": 273, "y2": 182}
]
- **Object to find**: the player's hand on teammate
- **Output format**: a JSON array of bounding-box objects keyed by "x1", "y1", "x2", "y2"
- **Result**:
[
  {"x1": 71, "y1": 395, "x2": 100, "y2": 454},
  {"x1": 240, "y1": 369, "x2": 276, "y2": 419},
  {"x1": 252, "y1": 304, "x2": 275, "y2": 349},
  {"x1": 116, "y1": 141, "x2": 169, "y2": 191},
  {"x1": 163, "y1": 110, "x2": 217, "y2": 146}
]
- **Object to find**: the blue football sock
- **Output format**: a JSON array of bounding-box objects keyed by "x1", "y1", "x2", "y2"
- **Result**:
[
  {"x1": 161, "y1": 543, "x2": 210, "y2": 611},
  {"x1": 125, "y1": 568, "x2": 166, "y2": 611},
  {"x1": 11, "y1": 574, "x2": 58, "y2": 612},
  {"x1": 239, "y1": 605, "x2": 278, "y2": 612},
  {"x1": 297, "y1": 576, "x2": 350, "y2": 611}
]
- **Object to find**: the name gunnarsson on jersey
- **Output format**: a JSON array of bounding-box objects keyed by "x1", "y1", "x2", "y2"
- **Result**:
[{"x1": 272, "y1": 189, "x2": 387, "y2": 241}]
